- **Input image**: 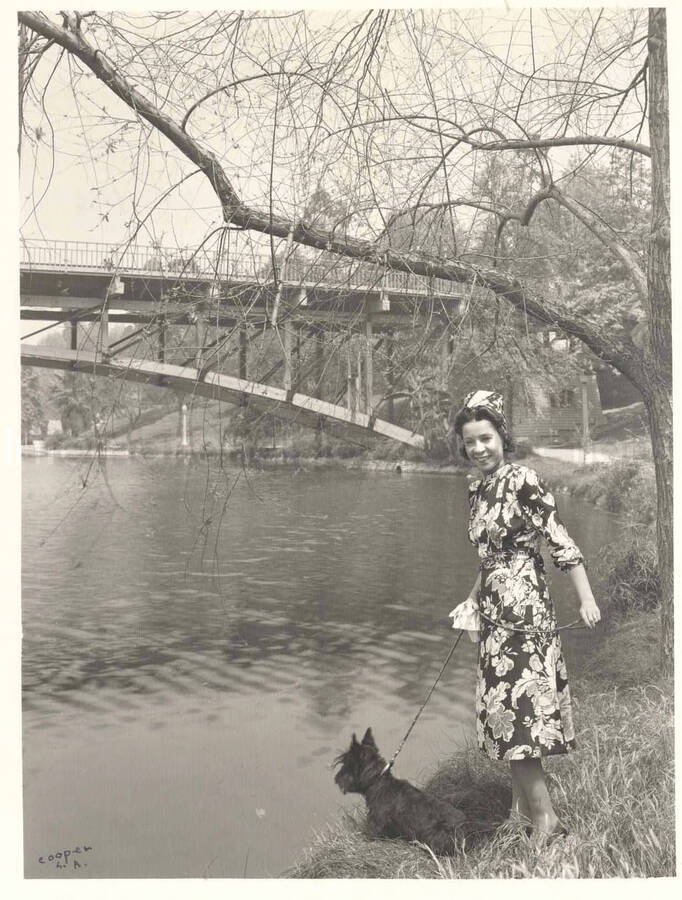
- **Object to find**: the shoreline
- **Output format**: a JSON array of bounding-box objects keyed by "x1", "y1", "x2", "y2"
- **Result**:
[{"x1": 23, "y1": 444, "x2": 647, "y2": 518}]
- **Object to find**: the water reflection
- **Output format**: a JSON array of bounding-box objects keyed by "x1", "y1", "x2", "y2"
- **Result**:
[{"x1": 22, "y1": 457, "x2": 621, "y2": 877}]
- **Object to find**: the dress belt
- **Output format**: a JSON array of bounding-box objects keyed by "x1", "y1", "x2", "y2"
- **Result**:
[{"x1": 480, "y1": 549, "x2": 543, "y2": 568}]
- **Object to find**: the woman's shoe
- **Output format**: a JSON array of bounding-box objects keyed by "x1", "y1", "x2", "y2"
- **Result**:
[
  {"x1": 525, "y1": 823, "x2": 569, "y2": 842},
  {"x1": 548, "y1": 825, "x2": 569, "y2": 843}
]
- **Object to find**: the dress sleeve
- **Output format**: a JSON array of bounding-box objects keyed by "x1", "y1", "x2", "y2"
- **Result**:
[{"x1": 516, "y1": 468, "x2": 585, "y2": 571}]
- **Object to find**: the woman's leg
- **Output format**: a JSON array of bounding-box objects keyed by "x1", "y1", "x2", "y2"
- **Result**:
[
  {"x1": 507, "y1": 766, "x2": 532, "y2": 824},
  {"x1": 509, "y1": 758, "x2": 561, "y2": 834}
]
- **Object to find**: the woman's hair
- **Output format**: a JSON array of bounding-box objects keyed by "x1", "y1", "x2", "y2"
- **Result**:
[{"x1": 448, "y1": 404, "x2": 513, "y2": 460}]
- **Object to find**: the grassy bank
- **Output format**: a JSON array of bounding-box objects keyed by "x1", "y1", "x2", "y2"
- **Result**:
[
  {"x1": 527, "y1": 455, "x2": 656, "y2": 525},
  {"x1": 287, "y1": 611, "x2": 673, "y2": 878}
]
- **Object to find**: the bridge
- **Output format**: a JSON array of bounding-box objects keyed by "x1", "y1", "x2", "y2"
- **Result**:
[{"x1": 21, "y1": 238, "x2": 467, "y2": 447}]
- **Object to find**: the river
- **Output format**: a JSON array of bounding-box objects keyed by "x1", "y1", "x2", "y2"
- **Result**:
[{"x1": 22, "y1": 456, "x2": 620, "y2": 878}]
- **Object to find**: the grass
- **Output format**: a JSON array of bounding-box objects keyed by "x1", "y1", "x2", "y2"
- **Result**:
[
  {"x1": 598, "y1": 527, "x2": 660, "y2": 614},
  {"x1": 287, "y1": 612, "x2": 674, "y2": 879}
]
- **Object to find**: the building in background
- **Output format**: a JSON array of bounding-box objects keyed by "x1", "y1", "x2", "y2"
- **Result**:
[{"x1": 511, "y1": 374, "x2": 604, "y2": 447}]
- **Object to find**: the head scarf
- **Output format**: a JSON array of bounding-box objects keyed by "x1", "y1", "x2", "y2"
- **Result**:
[{"x1": 462, "y1": 389, "x2": 509, "y2": 442}]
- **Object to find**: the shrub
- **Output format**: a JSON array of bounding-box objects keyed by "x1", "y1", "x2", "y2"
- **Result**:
[
  {"x1": 603, "y1": 459, "x2": 656, "y2": 521},
  {"x1": 600, "y1": 525, "x2": 660, "y2": 615},
  {"x1": 45, "y1": 431, "x2": 67, "y2": 449},
  {"x1": 424, "y1": 433, "x2": 451, "y2": 460}
]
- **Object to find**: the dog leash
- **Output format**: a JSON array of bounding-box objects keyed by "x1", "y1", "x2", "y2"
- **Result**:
[
  {"x1": 379, "y1": 612, "x2": 591, "y2": 777},
  {"x1": 478, "y1": 611, "x2": 588, "y2": 634},
  {"x1": 380, "y1": 629, "x2": 465, "y2": 776}
]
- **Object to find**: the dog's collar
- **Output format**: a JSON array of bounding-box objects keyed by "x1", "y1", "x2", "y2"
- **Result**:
[{"x1": 361, "y1": 761, "x2": 393, "y2": 791}]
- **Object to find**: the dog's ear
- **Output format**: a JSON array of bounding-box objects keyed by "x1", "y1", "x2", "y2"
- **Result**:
[
  {"x1": 361, "y1": 727, "x2": 376, "y2": 747},
  {"x1": 351, "y1": 733, "x2": 359, "y2": 746}
]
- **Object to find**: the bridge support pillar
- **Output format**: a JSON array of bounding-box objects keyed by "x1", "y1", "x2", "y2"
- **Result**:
[
  {"x1": 346, "y1": 340, "x2": 353, "y2": 411},
  {"x1": 179, "y1": 398, "x2": 189, "y2": 448},
  {"x1": 239, "y1": 326, "x2": 248, "y2": 380},
  {"x1": 315, "y1": 415, "x2": 325, "y2": 454},
  {"x1": 158, "y1": 316, "x2": 166, "y2": 363},
  {"x1": 194, "y1": 321, "x2": 203, "y2": 370},
  {"x1": 344, "y1": 334, "x2": 365, "y2": 415},
  {"x1": 283, "y1": 321, "x2": 293, "y2": 393},
  {"x1": 355, "y1": 342, "x2": 362, "y2": 413},
  {"x1": 365, "y1": 319, "x2": 374, "y2": 414},
  {"x1": 314, "y1": 329, "x2": 324, "y2": 400},
  {"x1": 98, "y1": 309, "x2": 109, "y2": 355},
  {"x1": 386, "y1": 332, "x2": 395, "y2": 423},
  {"x1": 70, "y1": 319, "x2": 78, "y2": 351},
  {"x1": 439, "y1": 328, "x2": 452, "y2": 390},
  {"x1": 294, "y1": 326, "x2": 301, "y2": 390}
]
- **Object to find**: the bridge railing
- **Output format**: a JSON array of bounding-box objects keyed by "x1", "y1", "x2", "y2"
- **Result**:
[{"x1": 20, "y1": 237, "x2": 461, "y2": 297}]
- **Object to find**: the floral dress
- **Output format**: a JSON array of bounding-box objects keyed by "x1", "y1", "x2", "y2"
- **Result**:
[{"x1": 468, "y1": 462, "x2": 584, "y2": 761}]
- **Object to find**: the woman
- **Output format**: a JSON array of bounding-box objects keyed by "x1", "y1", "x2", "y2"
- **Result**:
[{"x1": 449, "y1": 390, "x2": 601, "y2": 840}]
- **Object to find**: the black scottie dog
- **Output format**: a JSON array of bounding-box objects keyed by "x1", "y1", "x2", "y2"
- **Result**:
[{"x1": 334, "y1": 727, "x2": 465, "y2": 855}]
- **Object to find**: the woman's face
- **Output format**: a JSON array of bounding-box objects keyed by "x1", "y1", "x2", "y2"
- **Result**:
[{"x1": 461, "y1": 418, "x2": 504, "y2": 475}]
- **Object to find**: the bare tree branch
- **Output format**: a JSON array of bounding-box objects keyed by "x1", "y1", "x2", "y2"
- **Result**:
[
  {"x1": 18, "y1": 11, "x2": 244, "y2": 216},
  {"x1": 452, "y1": 130, "x2": 650, "y2": 158},
  {"x1": 18, "y1": 9, "x2": 647, "y2": 384},
  {"x1": 543, "y1": 184, "x2": 648, "y2": 301},
  {"x1": 321, "y1": 115, "x2": 651, "y2": 158}
]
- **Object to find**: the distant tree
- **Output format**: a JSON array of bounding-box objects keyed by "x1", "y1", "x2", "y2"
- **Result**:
[
  {"x1": 21, "y1": 367, "x2": 47, "y2": 442},
  {"x1": 54, "y1": 374, "x2": 90, "y2": 437}
]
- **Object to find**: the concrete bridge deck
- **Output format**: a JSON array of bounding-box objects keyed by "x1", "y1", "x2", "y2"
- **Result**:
[{"x1": 20, "y1": 238, "x2": 465, "y2": 327}]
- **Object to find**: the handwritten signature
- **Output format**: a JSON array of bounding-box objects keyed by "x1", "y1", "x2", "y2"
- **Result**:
[{"x1": 38, "y1": 844, "x2": 92, "y2": 870}]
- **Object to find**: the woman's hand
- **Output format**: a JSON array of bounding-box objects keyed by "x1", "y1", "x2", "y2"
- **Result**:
[
  {"x1": 579, "y1": 596, "x2": 601, "y2": 629},
  {"x1": 568, "y1": 565, "x2": 601, "y2": 628}
]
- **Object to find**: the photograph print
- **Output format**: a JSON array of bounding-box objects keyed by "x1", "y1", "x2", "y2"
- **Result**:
[{"x1": 17, "y1": 5, "x2": 673, "y2": 880}]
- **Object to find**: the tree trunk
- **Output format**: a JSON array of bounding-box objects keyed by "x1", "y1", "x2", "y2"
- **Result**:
[
  {"x1": 644, "y1": 9, "x2": 673, "y2": 677},
  {"x1": 647, "y1": 9, "x2": 672, "y2": 375},
  {"x1": 646, "y1": 9, "x2": 672, "y2": 678},
  {"x1": 642, "y1": 384, "x2": 673, "y2": 676}
]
